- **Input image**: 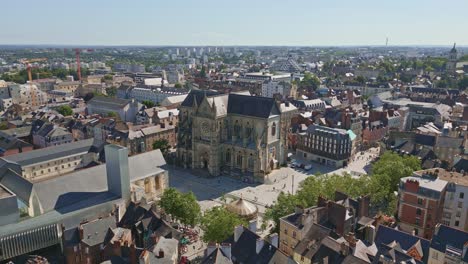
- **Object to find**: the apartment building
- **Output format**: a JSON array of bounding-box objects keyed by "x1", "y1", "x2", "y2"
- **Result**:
[
  {"x1": 296, "y1": 124, "x2": 354, "y2": 168},
  {"x1": 398, "y1": 170, "x2": 448, "y2": 239}
]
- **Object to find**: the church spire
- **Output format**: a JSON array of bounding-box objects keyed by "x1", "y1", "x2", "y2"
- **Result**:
[{"x1": 451, "y1": 42, "x2": 457, "y2": 53}]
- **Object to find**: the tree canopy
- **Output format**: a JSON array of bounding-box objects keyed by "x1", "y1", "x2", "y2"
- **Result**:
[
  {"x1": 56, "y1": 105, "x2": 73, "y2": 116},
  {"x1": 264, "y1": 152, "x2": 420, "y2": 231},
  {"x1": 159, "y1": 188, "x2": 201, "y2": 227},
  {"x1": 142, "y1": 100, "x2": 155, "y2": 108},
  {"x1": 300, "y1": 72, "x2": 320, "y2": 91},
  {"x1": 200, "y1": 206, "x2": 246, "y2": 243},
  {"x1": 153, "y1": 139, "x2": 170, "y2": 156},
  {"x1": 458, "y1": 77, "x2": 468, "y2": 90}
]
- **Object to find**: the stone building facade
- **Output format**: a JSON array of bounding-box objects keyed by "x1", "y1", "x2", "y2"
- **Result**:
[{"x1": 177, "y1": 91, "x2": 296, "y2": 182}]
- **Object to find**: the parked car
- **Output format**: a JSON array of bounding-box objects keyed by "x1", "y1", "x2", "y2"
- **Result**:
[
  {"x1": 291, "y1": 162, "x2": 300, "y2": 168},
  {"x1": 304, "y1": 164, "x2": 313, "y2": 171}
]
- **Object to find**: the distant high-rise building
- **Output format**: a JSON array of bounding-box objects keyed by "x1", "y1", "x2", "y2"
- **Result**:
[{"x1": 175, "y1": 48, "x2": 179, "y2": 56}]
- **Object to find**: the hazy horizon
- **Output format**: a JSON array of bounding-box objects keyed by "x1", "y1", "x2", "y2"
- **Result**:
[{"x1": 2, "y1": 0, "x2": 468, "y2": 46}]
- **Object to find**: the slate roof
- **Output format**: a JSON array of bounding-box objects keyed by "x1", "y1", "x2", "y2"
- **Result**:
[
  {"x1": 415, "y1": 134, "x2": 436, "y2": 147},
  {"x1": 435, "y1": 136, "x2": 463, "y2": 149},
  {"x1": 374, "y1": 225, "x2": 430, "y2": 263},
  {"x1": 293, "y1": 224, "x2": 332, "y2": 259},
  {"x1": 0, "y1": 126, "x2": 32, "y2": 138},
  {"x1": 2, "y1": 138, "x2": 96, "y2": 167},
  {"x1": 223, "y1": 227, "x2": 287, "y2": 264},
  {"x1": 431, "y1": 225, "x2": 468, "y2": 262},
  {"x1": 453, "y1": 158, "x2": 468, "y2": 172},
  {"x1": 373, "y1": 243, "x2": 424, "y2": 264},
  {"x1": 182, "y1": 90, "x2": 280, "y2": 119},
  {"x1": 81, "y1": 216, "x2": 116, "y2": 246},
  {"x1": 88, "y1": 96, "x2": 131, "y2": 110},
  {"x1": 0, "y1": 136, "x2": 32, "y2": 154},
  {"x1": 181, "y1": 90, "x2": 219, "y2": 107},
  {"x1": 201, "y1": 248, "x2": 233, "y2": 264},
  {"x1": 0, "y1": 168, "x2": 33, "y2": 204},
  {"x1": 227, "y1": 94, "x2": 279, "y2": 118}
]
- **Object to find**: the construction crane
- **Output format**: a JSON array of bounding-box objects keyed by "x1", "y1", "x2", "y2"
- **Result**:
[{"x1": 26, "y1": 64, "x2": 37, "y2": 108}]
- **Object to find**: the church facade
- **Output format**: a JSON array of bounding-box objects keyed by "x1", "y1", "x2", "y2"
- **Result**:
[{"x1": 177, "y1": 90, "x2": 297, "y2": 183}]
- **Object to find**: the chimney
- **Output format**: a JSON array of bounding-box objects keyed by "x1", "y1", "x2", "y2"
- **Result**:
[
  {"x1": 340, "y1": 242, "x2": 349, "y2": 256},
  {"x1": 234, "y1": 225, "x2": 244, "y2": 242},
  {"x1": 139, "y1": 250, "x2": 149, "y2": 264},
  {"x1": 269, "y1": 233, "x2": 278, "y2": 248},
  {"x1": 130, "y1": 244, "x2": 137, "y2": 264},
  {"x1": 358, "y1": 196, "x2": 370, "y2": 217},
  {"x1": 206, "y1": 242, "x2": 217, "y2": 257},
  {"x1": 220, "y1": 243, "x2": 232, "y2": 260},
  {"x1": 105, "y1": 145, "x2": 130, "y2": 201},
  {"x1": 151, "y1": 234, "x2": 160, "y2": 246},
  {"x1": 248, "y1": 220, "x2": 257, "y2": 233},
  {"x1": 295, "y1": 205, "x2": 304, "y2": 214},
  {"x1": 256, "y1": 238, "x2": 264, "y2": 254},
  {"x1": 434, "y1": 223, "x2": 441, "y2": 235},
  {"x1": 463, "y1": 242, "x2": 468, "y2": 261},
  {"x1": 365, "y1": 225, "x2": 376, "y2": 244}
]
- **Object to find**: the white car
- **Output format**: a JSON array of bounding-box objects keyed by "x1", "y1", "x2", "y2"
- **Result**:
[
  {"x1": 304, "y1": 165, "x2": 313, "y2": 171},
  {"x1": 292, "y1": 162, "x2": 301, "y2": 168}
]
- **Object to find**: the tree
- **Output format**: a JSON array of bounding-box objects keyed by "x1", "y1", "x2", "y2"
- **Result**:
[
  {"x1": 153, "y1": 139, "x2": 170, "y2": 156},
  {"x1": 458, "y1": 77, "x2": 468, "y2": 90},
  {"x1": 0, "y1": 122, "x2": 8, "y2": 130},
  {"x1": 174, "y1": 83, "x2": 182, "y2": 88},
  {"x1": 368, "y1": 152, "x2": 420, "y2": 213},
  {"x1": 56, "y1": 105, "x2": 73, "y2": 116},
  {"x1": 200, "y1": 206, "x2": 246, "y2": 243},
  {"x1": 356, "y1": 75, "x2": 366, "y2": 85},
  {"x1": 142, "y1": 100, "x2": 155, "y2": 108},
  {"x1": 264, "y1": 152, "x2": 421, "y2": 230},
  {"x1": 107, "y1": 112, "x2": 118, "y2": 118},
  {"x1": 159, "y1": 188, "x2": 201, "y2": 227},
  {"x1": 300, "y1": 72, "x2": 320, "y2": 91},
  {"x1": 106, "y1": 87, "x2": 117, "y2": 97},
  {"x1": 103, "y1": 74, "x2": 113, "y2": 81}
]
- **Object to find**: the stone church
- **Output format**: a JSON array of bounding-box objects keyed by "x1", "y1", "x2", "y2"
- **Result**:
[{"x1": 177, "y1": 90, "x2": 297, "y2": 183}]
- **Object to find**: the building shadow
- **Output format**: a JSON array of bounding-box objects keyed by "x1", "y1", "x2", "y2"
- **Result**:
[{"x1": 54, "y1": 191, "x2": 117, "y2": 214}]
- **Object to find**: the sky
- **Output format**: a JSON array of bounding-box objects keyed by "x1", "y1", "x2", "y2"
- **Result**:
[{"x1": 2, "y1": 0, "x2": 468, "y2": 46}]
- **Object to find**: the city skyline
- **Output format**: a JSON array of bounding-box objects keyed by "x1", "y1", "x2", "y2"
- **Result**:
[{"x1": 2, "y1": 0, "x2": 468, "y2": 46}]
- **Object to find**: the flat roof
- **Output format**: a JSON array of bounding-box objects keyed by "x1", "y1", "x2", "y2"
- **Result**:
[
  {"x1": 401, "y1": 175, "x2": 448, "y2": 192},
  {"x1": 418, "y1": 168, "x2": 468, "y2": 187}
]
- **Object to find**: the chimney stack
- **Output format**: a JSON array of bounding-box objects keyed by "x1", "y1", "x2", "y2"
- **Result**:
[
  {"x1": 248, "y1": 220, "x2": 257, "y2": 233},
  {"x1": 269, "y1": 233, "x2": 279, "y2": 248},
  {"x1": 234, "y1": 225, "x2": 244, "y2": 242},
  {"x1": 206, "y1": 243, "x2": 218, "y2": 257},
  {"x1": 105, "y1": 145, "x2": 130, "y2": 201},
  {"x1": 256, "y1": 238, "x2": 264, "y2": 254},
  {"x1": 220, "y1": 243, "x2": 232, "y2": 260}
]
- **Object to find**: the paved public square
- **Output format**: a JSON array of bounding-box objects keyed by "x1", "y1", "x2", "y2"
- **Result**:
[{"x1": 169, "y1": 147, "x2": 379, "y2": 259}]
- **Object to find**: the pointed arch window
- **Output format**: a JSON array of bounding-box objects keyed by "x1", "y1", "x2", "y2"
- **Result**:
[{"x1": 271, "y1": 122, "x2": 277, "y2": 137}]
